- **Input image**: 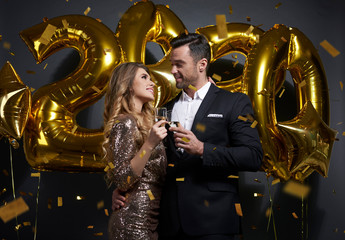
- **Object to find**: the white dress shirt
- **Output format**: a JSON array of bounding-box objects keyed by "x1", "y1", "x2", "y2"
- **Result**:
[{"x1": 171, "y1": 82, "x2": 211, "y2": 131}]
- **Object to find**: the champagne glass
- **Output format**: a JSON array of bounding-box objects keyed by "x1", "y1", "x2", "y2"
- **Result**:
[{"x1": 155, "y1": 107, "x2": 167, "y2": 122}]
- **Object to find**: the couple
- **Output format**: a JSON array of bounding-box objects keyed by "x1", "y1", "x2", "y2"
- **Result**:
[{"x1": 102, "y1": 33, "x2": 263, "y2": 240}]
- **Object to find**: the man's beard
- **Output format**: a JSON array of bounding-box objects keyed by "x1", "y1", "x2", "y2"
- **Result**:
[{"x1": 175, "y1": 72, "x2": 197, "y2": 90}]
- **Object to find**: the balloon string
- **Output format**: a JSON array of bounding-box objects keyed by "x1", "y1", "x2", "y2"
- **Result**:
[
  {"x1": 33, "y1": 173, "x2": 41, "y2": 240},
  {"x1": 9, "y1": 143, "x2": 20, "y2": 240},
  {"x1": 266, "y1": 176, "x2": 277, "y2": 240}
]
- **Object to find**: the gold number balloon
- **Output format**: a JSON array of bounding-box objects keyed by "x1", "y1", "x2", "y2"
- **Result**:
[
  {"x1": 197, "y1": 23, "x2": 264, "y2": 93},
  {"x1": 115, "y1": 1, "x2": 187, "y2": 106},
  {"x1": 0, "y1": 61, "x2": 31, "y2": 140},
  {"x1": 243, "y1": 24, "x2": 337, "y2": 181},
  {"x1": 20, "y1": 15, "x2": 121, "y2": 172}
]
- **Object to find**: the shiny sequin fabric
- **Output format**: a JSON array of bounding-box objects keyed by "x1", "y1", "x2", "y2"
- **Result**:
[{"x1": 107, "y1": 115, "x2": 167, "y2": 240}]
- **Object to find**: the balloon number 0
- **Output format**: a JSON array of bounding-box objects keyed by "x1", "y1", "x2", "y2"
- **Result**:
[{"x1": 14, "y1": 2, "x2": 335, "y2": 181}]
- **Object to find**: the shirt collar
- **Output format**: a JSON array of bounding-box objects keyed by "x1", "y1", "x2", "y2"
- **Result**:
[{"x1": 181, "y1": 81, "x2": 211, "y2": 101}]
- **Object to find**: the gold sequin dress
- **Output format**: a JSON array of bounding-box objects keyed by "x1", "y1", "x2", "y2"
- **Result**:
[{"x1": 107, "y1": 115, "x2": 167, "y2": 240}]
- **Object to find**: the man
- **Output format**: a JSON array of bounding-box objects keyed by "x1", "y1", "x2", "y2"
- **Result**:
[{"x1": 113, "y1": 33, "x2": 263, "y2": 240}]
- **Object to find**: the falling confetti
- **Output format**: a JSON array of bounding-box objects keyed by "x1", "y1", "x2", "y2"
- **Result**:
[
  {"x1": 176, "y1": 178, "x2": 185, "y2": 182},
  {"x1": 57, "y1": 197, "x2": 63, "y2": 207},
  {"x1": 188, "y1": 84, "x2": 197, "y2": 91},
  {"x1": 31, "y1": 172, "x2": 40, "y2": 177},
  {"x1": 168, "y1": 164, "x2": 174, "y2": 167},
  {"x1": 212, "y1": 73, "x2": 222, "y2": 81},
  {"x1": 275, "y1": 3, "x2": 282, "y2": 9},
  {"x1": 104, "y1": 209, "x2": 109, "y2": 216},
  {"x1": 246, "y1": 16, "x2": 251, "y2": 22},
  {"x1": 283, "y1": 181, "x2": 310, "y2": 199},
  {"x1": 62, "y1": 19, "x2": 69, "y2": 29},
  {"x1": 204, "y1": 200, "x2": 209, "y2": 207},
  {"x1": 147, "y1": 190, "x2": 155, "y2": 200},
  {"x1": 229, "y1": 5, "x2": 233, "y2": 15},
  {"x1": 278, "y1": 88, "x2": 285, "y2": 98},
  {"x1": 196, "y1": 123, "x2": 206, "y2": 132},
  {"x1": 272, "y1": 178, "x2": 280, "y2": 185},
  {"x1": 235, "y1": 203, "x2": 243, "y2": 216},
  {"x1": 250, "y1": 120, "x2": 258, "y2": 128},
  {"x1": 97, "y1": 200, "x2": 104, "y2": 209},
  {"x1": 253, "y1": 193, "x2": 264, "y2": 198},
  {"x1": 320, "y1": 40, "x2": 340, "y2": 57},
  {"x1": 0, "y1": 197, "x2": 29, "y2": 223},
  {"x1": 292, "y1": 212, "x2": 298, "y2": 219},
  {"x1": 84, "y1": 7, "x2": 91, "y2": 16},
  {"x1": 245, "y1": 25, "x2": 254, "y2": 35},
  {"x1": 238, "y1": 116, "x2": 248, "y2": 122},
  {"x1": 92, "y1": 86, "x2": 101, "y2": 93},
  {"x1": 38, "y1": 24, "x2": 57, "y2": 45},
  {"x1": 140, "y1": 150, "x2": 146, "y2": 158},
  {"x1": 181, "y1": 137, "x2": 190, "y2": 143},
  {"x1": 339, "y1": 81, "x2": 343, "y2": 91},
  {"x1": 216, "y1": 15, "x2": 228, "y2": 39},
  {"x1": 227, "y1": 175, "x2": 239, "y2": 179}
]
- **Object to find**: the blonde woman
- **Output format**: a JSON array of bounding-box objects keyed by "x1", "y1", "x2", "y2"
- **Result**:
[{"x1": 103, "y1": 62, "x2": 167, "y2": 240}]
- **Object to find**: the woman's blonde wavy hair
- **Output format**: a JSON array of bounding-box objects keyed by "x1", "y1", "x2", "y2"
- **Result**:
[{"x1": 102, "y1": 62, "x2": 155, "y2": 185}]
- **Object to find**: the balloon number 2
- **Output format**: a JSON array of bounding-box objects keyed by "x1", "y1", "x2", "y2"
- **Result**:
[{"x1": 5, "y1": 1, "x2": 334, "y2": 181}]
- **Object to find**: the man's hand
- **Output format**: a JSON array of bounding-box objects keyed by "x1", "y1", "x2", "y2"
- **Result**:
[
  {"x1": 169, "y1": 125, "x2": 204, "y2": 156},
  {"x1": 112, "y1": 188, "x2": 126, "y2": 211}
]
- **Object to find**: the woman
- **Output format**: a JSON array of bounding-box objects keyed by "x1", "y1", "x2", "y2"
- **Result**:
[{"x1": 102, "y1": 62, "x2": 167, "y2": 240}]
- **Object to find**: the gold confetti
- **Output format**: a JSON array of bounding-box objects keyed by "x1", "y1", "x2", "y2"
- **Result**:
[
  {"x1": 283, "y1": 181, "x2": 310, "y2": 199},
  {"x1": 278, "y1": 88, "x2": 285, "y2": 98},
  {"x1": 281, "y1": 36, "x2": 287, "y2": 42},
  {"x1": 48, "y1": 198, "x2": 52, "y2": 209},
  {"x1": 43, "y1": 63, "x2": 48, "y2": 69},
  {"x1": 302, "y1": 165, "x2": 310, "y2": 174},
  {"x1": 246, "y1": 16, "x2": 251, "y2": 22},
  {"x1": 91, "y1": 86, "x2": 101, "y2": 93},
  {"x1": 212, "y1": 73, "x2": 222, "y2": 81},
  {"x1": 196, "y1": 123, "x2": 206, "y2": 132},
  {"x1": 216, "y1": 14, "x2": 228, "y2": 39},
  {"x1": 87, "y1": 225, "x2": 94, "y2": 229},
  {"x1": 96, "y1": 18, "x2": 102, "y2": 22},
  {"x1": 147, "y1": 190, "x2": 155, "y2": 200},
  {"x1": 188, "y1": 84, "x2": 197, "y2": 91},
  {"x1": 168, "y1": 164, "x2": 174, "y2": 167},
  {"x1": 26, "y1": 70, "x2": 36, "y2": 74},
  {"x1": 176, "y1": 178, "x2": 185, "y2": 182},
  {"x1": 57, "y1": 197, "x2": 63, "y2": 207},
  {"x1": 0, "y1": 35, "x2": 2, "y2": 41},
  {"x1": 181, "y1": 137, "x2": 190, "y2": 143},
  {"x1": 256, "y1": 34, "x2": 260, "y2": 43},
  {"x1": 103, "y1": 165, "x2": 110, "y2": 172},
  {"x1": 292, "y1": 212, "x2": 298, "y2": 219},
  {"x1": 30, "y1": 87, "x2": 35, "y2": 92},
  {"x1": 184, "y1": 29, "x2": 189, "y2": 35},
  {"x1": 337, "y1": 122, "x2": 343, "y2": 125},
  {"x1": 235, "y1": 203, "x2": 243, "y2": 216},
  {"x1": 108, "y1": 162, "x2": 115, "y2": 169},
  {"x1": 340, "y1": 81, "x2": 343, "y2": 91},
  {"x1": 104, "y1": 209, "x2": 109, "y2": 216},
  {"x1": 204, "y1": 200, "x2": 209, "y2": 207},
  {"x1": 272, "y1": 178, "x2": 280, "y2": 185},
  {"x1": 97, "y1": 200, "x2": 104, "y2": 209},
  {"x1": 127, "y1": 176, "x2": 131, "y2": 183},
  {"x1": 140, "y1": 150, "x2": 146, "y2": 158},
  {"x1": 227, "y1": 175, "x2": 239, "y2": 179},
  {"x1": 254, "y1": 178, "x2": 261, "y2": 183},
  {"x1": 232, "y1": 61, "x2": 239, "y2": 68},
  {"x1": 62, "y1": 19, "x2": 69, "y2": 29},
  {"x1": 14, "y1": 224, "x2": 22, "y2": 231},
  {"x1": 80, "y1": 156, "x2": 84, "y2": 167},
  {"x1": 38, "y1": 24, "x2": 57, "y2": 45},
  {"x1": 94, "y1": 232, "x2": 104, "y2": 236},
  {"x1": 253, "y1": 193, "x2": 264, "y2": 198},
  {"x1": 71, "y1": 125, "x2": 78, "y2": 134},
  {"x1": 246, "y1": 114, "x2": 255, "y2": 122},
  {"x1": 342, "y1": 132, "x2": 345, "y2": 136},
  {"x1": 31, "y1": 172, "x2": 40, "y2": 177},
  {"x1": 265, "y1": 207, "x2": 272, "y2": 218},
  {"x1": 299, "y1": 80, "x2": 306, "y2": 88},
  {"x1": 250, "y1": 120, "x2": 258, "y2": 128},
  {"x1": 275, "y1": 3, "x2": 282, "y2": 9},
  {"x1": 84, "y1": 7, "x2": 91, "y2": 16},
  {"x1": 10, "y1": 52, "x2": 15, "y2": 56},
  {"x1": 0, "y1": 188, "x2": 6, "y2": 195},
  {"x1": 19, "y1": 191, "x2": 27, "y2": 196},
  {"x1": 229, "y1": 5, "x2": 233, "y2": 14},
  {"x1": 273, "y1": 24, "x2": 280, "y2": 29},
  {"x1": 251, "y1": 225, "x2": 257, "y2": 230},
  {"x1": 3, "y1": 41, "x2": 11, "y2": 49},
  {"x1": 23, "y1": 221, "x2": 31, "y2": 226},
  {"x1": 320, "y1": 40, "x2": 340, "y2": 57},
  {"x1": 245, "y1": 25, "x2": 254, "y2": 35},
  {"x1": 238, "y1": 116, "x2": 248, "y2": 122},
  {"x1": 42, "y1": 17, "x2": 49, "y2": 22},
  {"x1": 213, "y1": 147, "x2": 216, "y2": 151}
]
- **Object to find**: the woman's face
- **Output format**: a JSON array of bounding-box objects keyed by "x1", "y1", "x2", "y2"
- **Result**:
[{"x1": 131, "y1": 67, "x2": 155, "y2": 107}]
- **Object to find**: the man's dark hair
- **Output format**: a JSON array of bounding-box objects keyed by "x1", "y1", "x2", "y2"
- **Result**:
[{"x1": 171, "y1": 33, "x2": 211, "y2": 68}]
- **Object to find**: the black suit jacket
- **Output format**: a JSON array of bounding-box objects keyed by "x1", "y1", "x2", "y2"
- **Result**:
[{"x1": 158, "y1": 84, "x2": 263, "y2": 237}]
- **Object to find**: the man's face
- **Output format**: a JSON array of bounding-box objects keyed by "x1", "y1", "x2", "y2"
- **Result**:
[{"x1": 170, "y1": 45, "x2": 198, "y2": 89}]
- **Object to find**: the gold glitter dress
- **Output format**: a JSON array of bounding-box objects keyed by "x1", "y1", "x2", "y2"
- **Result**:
[{"x1": 107, "y1": 115, "x2": 167, "y2": 240}]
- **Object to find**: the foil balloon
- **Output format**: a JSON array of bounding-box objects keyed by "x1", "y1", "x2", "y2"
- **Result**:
[
  {"x1": 20, "y1": 15, "x2": 121, "y2": 172},
  {"x1": 197, "y1": 23, "x2": 264, "y2": 93},
  {"x1": 0, "y1": 61, "x2": 31, "y2": 141},
  {"x1": 243, "y1": 24, "x2": 335, "y2": 181},
  {"x1": 115, "y1": 1, "x2": 187, "y2": 106}
]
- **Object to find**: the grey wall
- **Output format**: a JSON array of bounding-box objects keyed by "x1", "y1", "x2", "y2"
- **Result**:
[{"x1": 1, "y1": 0, "x2": 344, "y2": 239}]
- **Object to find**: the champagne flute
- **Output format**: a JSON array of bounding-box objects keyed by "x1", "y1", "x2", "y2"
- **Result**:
[{"x1": 155, "y1": 107, "x2": 167, "y2": 122}]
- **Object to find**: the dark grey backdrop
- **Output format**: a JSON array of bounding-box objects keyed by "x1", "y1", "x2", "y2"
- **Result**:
[{"x1": 1, "y1": 0, "x2": 344, "y2": 239}]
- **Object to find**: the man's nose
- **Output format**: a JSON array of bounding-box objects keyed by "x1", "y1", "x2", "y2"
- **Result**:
[{"x1": 171, "y1": 65, "x2": 177, "y2": 74}]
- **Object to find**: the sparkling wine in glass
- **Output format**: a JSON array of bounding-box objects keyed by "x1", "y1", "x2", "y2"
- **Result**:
[{"x1": 155, "y1": 107, "x2": 167, "y2": 122}]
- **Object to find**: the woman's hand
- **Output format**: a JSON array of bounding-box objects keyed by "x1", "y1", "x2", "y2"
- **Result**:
[{"x1": 146, "y1": 120, "x2": 167, "y2": 150}]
